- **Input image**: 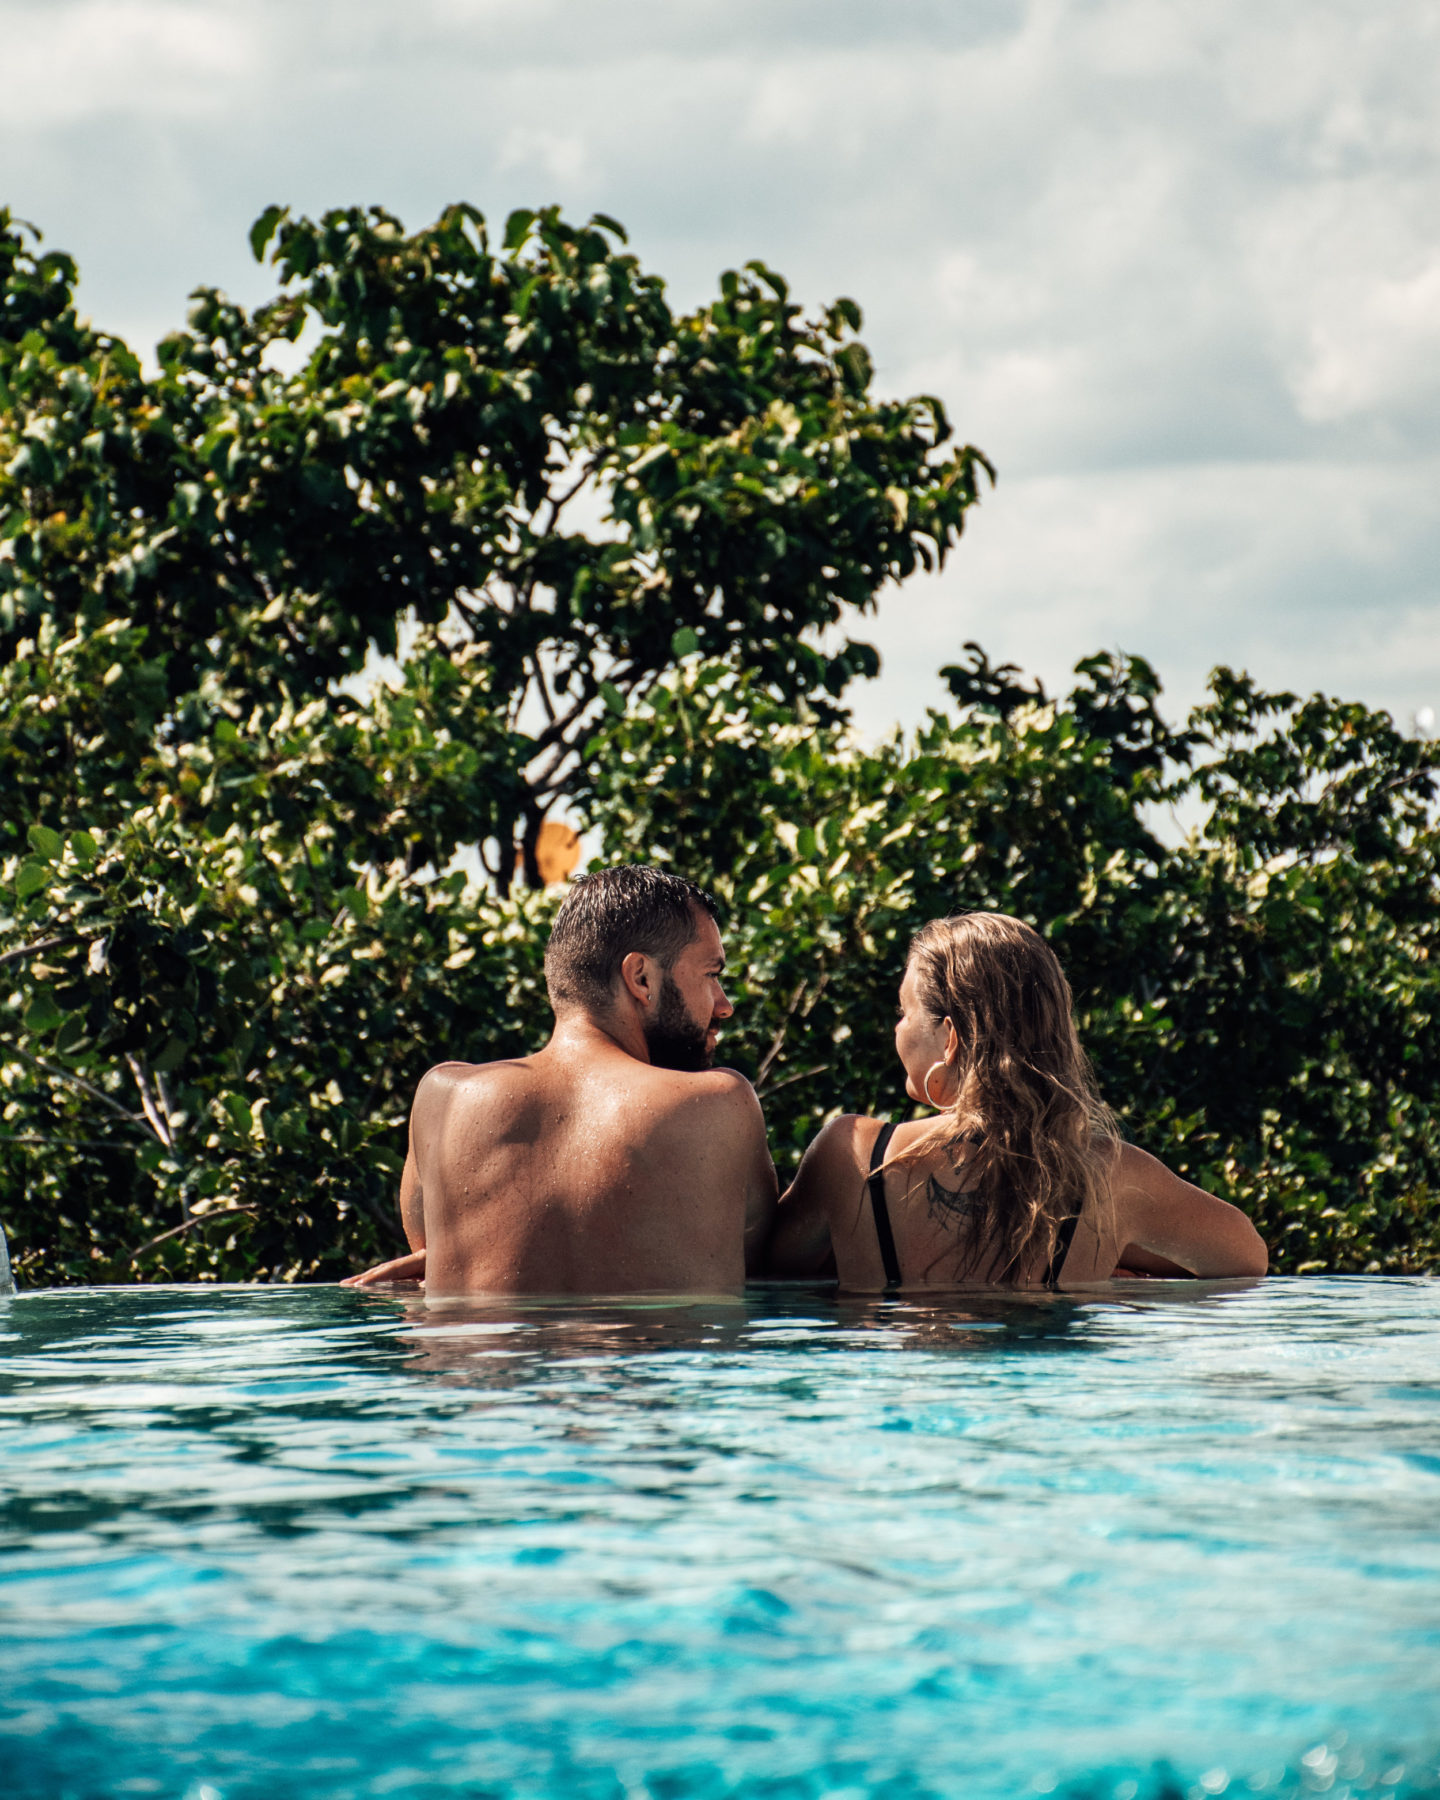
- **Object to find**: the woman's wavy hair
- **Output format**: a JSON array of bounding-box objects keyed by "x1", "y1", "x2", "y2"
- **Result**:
[{"x1": 898, "y1": 911, "x2": 1121, "y2": 1283}]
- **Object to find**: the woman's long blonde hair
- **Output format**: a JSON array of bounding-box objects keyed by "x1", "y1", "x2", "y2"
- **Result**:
[{"x1": 899, "y1": 912, "x2": 1120, "y2": 1283}]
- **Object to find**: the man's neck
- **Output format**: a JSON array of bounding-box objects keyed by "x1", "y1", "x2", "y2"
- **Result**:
[{"x1": 547, "y1": 1007, "x2": 651, "y2": 1066}]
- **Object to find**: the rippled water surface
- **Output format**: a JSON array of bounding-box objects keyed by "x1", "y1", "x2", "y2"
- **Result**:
[{"x1": 2, "y1": 1278, "x2": 1439, "y2": 1800}]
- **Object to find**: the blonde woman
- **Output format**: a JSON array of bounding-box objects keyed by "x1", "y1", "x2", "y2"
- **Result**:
[{"x1": 767, "y1": 913, "x2": 1268, "y2": 1291}]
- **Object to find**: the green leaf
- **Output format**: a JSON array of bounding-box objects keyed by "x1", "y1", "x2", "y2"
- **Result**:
[
  {"x1": 338, "y1": 885, "x2": 370, "y2": 921},
  {"x1": 23, "y1": 987, "x2": 64, "y2": 1033},
  {"x1": 249, "y1": 204, "x2": 288, "y2": 263},
  {"x1": 152, "y1": 1035, "x2": 189, "y2": 1073},
  {"x1": 69, "y1": 829, "x2": 98, "y2": 865},
  {"x1": 15, "y1": 859, "x2": 49, "y2": 899},
  {"x1": 837, "y1": 343, "x2": 872, "y2": 391},
  {"x1": 670, "y1": 627, "x2": 700, "y2": 659},
  {"x1": 223, "y1": 1093, "x2": 254, "y2": 1135},
  {"x1": 514, "y1": 275, "x2": 541, "y2": 321},
  {"x1": 503, "y1": 209, "x2": 536, "y2": 254},
  {"x1": 600, "y1": 681, "x2": 626, "y2": 716},
  {"x1": 27, "y1": 824, "x2": 63, "y2": 862}
]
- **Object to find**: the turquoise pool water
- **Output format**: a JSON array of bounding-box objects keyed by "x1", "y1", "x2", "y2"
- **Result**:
[{"x1": 2, "y1": 1278, "x2": 1438, "y2": 1800}]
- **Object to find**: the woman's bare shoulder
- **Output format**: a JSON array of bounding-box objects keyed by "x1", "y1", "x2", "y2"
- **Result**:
[
  {"x1": 812, "y1": 1112, "x2": 886, "y2": 1163},
  {"x1": 789, "y1": 1113, "x2": 887, "y2": 1199}
]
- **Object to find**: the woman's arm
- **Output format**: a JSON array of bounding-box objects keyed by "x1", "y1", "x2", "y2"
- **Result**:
[
  {"x1": 1113, "y1": 1143, "x2": 1268, "y2": 1277},
  {"x1": 763, "y1": 1119, "x2": 851, "y2": 1279}
]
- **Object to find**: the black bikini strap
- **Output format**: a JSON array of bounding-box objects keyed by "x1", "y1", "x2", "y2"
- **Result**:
[
  {"x1": 1044, "y1": 1212, "x2": 1081, "y2": 1290},
  {"x1": 867, "y1": 1120, "x2": 902, "y2": 1291}
]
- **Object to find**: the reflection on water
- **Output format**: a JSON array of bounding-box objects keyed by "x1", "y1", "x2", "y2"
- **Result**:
[
  {"x1": 391, "y1": 1277, "x2": 1276, "y2": 1382},
  {"x1": 1, "y1": 1278, "x2": 1438, "y2": 1800},
  {"x1": 394, "y1": 1286, "x2": 1090, "y2": 1378}
]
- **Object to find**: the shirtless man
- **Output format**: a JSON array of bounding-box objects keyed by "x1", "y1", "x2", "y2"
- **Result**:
[{"x1": 344, "y1": 866, "x2": 777, "y2": 1295}]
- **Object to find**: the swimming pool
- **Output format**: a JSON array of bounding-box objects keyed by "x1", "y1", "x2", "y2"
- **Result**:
[{"x1": 2, "y1": 1278, "x2": 1438, "y2": 1800}]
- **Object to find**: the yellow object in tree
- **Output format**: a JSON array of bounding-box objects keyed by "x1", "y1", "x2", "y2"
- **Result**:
[{"x1": 533, "y1": 821, "x2": 581, "y2": 886}]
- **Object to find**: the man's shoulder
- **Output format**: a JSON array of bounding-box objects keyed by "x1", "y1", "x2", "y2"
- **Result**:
[
  {"x1": 419, "y1": 1056, "x2": 533, "y2": 1083},
  {"x1": 414, "y1": 1056, "x2": 537, "y2": 1107},
  {"x1": 700, "y1": 1064, "x2": 761, "y2": 1098},
  {"x1": 676, "y1": 1051, "x2": 763, "y2": 1094},
  {"x1": 636, "y1": 1065, "x2": 766, "y2": 1138},
  {"x1": 642, "y1": 1063, "x2": 760, "y2": 1107}
]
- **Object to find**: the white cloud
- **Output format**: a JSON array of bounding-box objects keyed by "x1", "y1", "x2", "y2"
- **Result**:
[
  {"x1": 0, "y1": 1, "x2": 261, "y2": 126},
  {"x1": 1, "y1": 0, "x2": 1437, "y2": 728},
  {"x1": 849, "y1": 457, "x2": 1440, "y2": 736},
  {"x1": 1285, "y1": 249, "x2": 1440, "y2": 428},
  {"x1": 498, "y1": 127, "x2": 591, "y2": 188}
]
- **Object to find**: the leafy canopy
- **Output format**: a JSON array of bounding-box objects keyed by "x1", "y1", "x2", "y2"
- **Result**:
[
  {"x1": 2, "y1": 201, "x2": 990, "y2": 884},
  {"x1": 3, "y1": 203, "x2": 1436, "y2": 1286}
]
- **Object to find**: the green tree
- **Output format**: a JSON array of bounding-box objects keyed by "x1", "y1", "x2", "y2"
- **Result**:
[
  {"x1": 7, "y1": 200, "x2": 1436, "y2": 1286},
  {"x1": 0, "y1": 201, "x2": 989, "y2": 1282},
  {"x1": 588, "y1": 649, "x2": 1440, "y2": 1273},
  {"x1": 2, "y1": 201, "x2": 989, "y2": 885}
]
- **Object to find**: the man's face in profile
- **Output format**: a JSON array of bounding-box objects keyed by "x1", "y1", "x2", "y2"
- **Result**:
[{"x1": 642, "y1": 912, "x2": 733, "y2": 1072}]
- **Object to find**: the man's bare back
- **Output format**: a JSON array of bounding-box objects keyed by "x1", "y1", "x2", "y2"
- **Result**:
[
  {"x1": 346, "y1": 869, "x2": 776, "y2": 1296},
  {"x1": 407, "y1": 1036, "x2": 770, "y2": 1294}
]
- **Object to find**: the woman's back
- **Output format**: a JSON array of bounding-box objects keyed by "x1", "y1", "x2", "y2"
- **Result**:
[
  {"x1": 770, "y1": 1113, "x2": 1266, "y2": 1291},
  {"x1": 766, "y1": 910, "x2": 1267, "y2": 1291}
]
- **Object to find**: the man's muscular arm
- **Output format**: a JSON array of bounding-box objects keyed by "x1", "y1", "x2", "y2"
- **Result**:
[
  {"x1": 399, "y1": 1147, "x2": 424, "y2": 1252},
  {"x1": 713, "y1": 1071, "x2": 778, "y2": 1276}
]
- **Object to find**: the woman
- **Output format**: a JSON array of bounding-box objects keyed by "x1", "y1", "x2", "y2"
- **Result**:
[{"x1": 767, "y1": 912, "x2": 1267, "y2": 1290}]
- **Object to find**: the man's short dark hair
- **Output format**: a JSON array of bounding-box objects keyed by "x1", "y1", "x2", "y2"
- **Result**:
[{"x1": 545, "y1": 865, "x2": 720, "y2": 1012}]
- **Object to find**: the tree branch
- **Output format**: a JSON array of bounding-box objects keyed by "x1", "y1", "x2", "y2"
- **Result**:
[
  {"x1": 755, "y1": 983, "x2": 809, "y2": 1090},
  {"x1": 759, "y1": 1063, "x2": 831, "y2": 1097},
  {"x1": 533, "y1": 454, "x2": 595, "y2": 538},
  {"x1": 529, "y1": 655, "x2": 559, "y2": 728},
  {"x1": 9, "y1": 1048, "x2": 151, "y2": 1131},
  {"x1": 124, "y1": 1205, "x2": 259, "y2": 1264},
  {"x1": 526, "y1": 685, "x2": 598, "y2": 757},
  {"x1": 0, "y1": 934, "x2": 81, "y2": 969},
  {"x1": 124, "y1": 1052, "x2": 181, "y2": 1157}
]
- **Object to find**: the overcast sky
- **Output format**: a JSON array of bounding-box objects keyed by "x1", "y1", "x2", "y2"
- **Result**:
[{"x1": 4, "y1": 0, "x2": 1438, "y2": 736}]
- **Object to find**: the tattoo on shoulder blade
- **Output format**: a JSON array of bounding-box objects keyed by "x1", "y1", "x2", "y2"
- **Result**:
[{"x1": 925, "y1": 1174, "x2": 979, "y2": 1228}]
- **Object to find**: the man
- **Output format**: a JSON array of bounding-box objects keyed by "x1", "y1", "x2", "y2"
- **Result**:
[{"x1": 344, "y1": 866, "x2": 777, "y2": 1294}]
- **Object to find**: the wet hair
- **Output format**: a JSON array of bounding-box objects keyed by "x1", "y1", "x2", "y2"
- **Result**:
[
  {"x1": 898, "y1": 912, "x2": 1120, "y2": 1283},
  {"x1": 544, "y1": 865, "x2": 720, "y2": 1013}
]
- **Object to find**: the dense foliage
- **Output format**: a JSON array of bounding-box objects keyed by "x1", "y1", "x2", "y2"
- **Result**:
[
  {"x1": 0, "y1": 200, "x2": 986, "y2": 884},
  {"x1": 592, "y1": 649, "x2": 1440, "y2": 1275},
  {"x1": 0, "y1": 200, "x2": 984, "y2": 1282},
  {"x1": 3, "y1": 205, "x2": 1437, "y2": 1284}
]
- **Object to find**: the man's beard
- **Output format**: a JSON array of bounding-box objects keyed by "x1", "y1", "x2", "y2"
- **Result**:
[{"x1": 643, "y1": 974, "x2": 716, "y2": 1072}]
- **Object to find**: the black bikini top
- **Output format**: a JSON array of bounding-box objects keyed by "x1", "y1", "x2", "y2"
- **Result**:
[
  {"x1": 866, "y1": 1120, "x2": 1081, "y2": 1292},
  {"x1": 866, "y1": 1121, "x2": 903, "y2": 1291}
]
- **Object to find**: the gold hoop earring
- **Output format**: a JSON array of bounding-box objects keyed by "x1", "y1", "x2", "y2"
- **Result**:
[{"x1": 922, "y1": 1060, "x2": 950, "y2": 1110}]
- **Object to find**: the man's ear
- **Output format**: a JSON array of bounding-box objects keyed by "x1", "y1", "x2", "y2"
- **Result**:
[{"x1": 619, "y1": 950, "x2": 657, "y2": 1011}]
